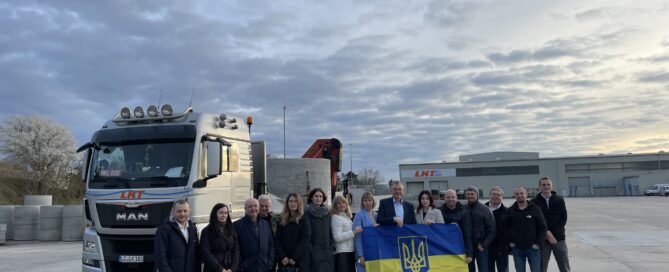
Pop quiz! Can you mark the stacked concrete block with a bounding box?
[0,224,6,244]
[0,206,15,240]
[38,205,64,241]
[61,205,84,241]
[14,206,40,240]
[24,195,53,206]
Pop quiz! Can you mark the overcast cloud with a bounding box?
[1,0,669,180]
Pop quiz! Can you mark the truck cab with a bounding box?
[79,105,260,271]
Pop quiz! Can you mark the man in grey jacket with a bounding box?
[465,186,496,272]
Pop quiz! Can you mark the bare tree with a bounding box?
[0,114,78,195]
[356,168,384,185]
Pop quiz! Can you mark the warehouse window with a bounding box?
[514,165,540,175]
[482,167,514,176]
[566,160,669,173]
[456,167,484,176]
[565,164,589,173]
[456,165,539,177]
[589,163,623,172]
[623,161,657,171]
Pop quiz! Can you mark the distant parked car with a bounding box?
[644,184,669,196]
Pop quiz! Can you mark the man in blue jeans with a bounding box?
[485,187,509,272]
[465,186,496,272]
[502,186,546,272]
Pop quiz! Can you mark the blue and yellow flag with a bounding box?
[362,224,468,272]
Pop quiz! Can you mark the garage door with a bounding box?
[406,182,425,196]
[569,177,591,197]
[430,181,449,192]
[593,186,617,197]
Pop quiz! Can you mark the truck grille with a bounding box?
[97,202,172,228]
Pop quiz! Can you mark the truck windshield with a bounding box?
[88,140,194,189]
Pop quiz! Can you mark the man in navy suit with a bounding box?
[378,180,416,226]
[234,198,275,272]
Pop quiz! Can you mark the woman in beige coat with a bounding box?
[415,190,444,225]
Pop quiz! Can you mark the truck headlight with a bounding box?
[83,240,97,253]
[82,257,101,267]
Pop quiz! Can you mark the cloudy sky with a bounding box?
[1,0,669,180]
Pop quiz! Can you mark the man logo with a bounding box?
[398,236,429,272]
[116,212,149,221]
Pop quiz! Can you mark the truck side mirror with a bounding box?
[206,141,222,177]
[76,142,97,183]
[80,149,89,182]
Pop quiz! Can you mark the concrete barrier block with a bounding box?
[24,195,52,206]
[0,224,6,244]
[267,158,331,204]
[61,205,84,241]
[38,205,64,241]
[0,206,15,240]
[14,206,40,240]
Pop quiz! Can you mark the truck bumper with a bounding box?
[82,226,105,271]
[81,226,157,272]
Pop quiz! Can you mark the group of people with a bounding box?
[435,177,571,272]
[153,176,570,272]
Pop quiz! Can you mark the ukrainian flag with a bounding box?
[362,224,468,272]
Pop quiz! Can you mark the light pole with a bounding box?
[349,143,353,184]
[283,105,286,158]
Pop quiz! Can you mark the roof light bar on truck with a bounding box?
[112,104,191,123]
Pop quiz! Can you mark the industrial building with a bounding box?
[399,151,669,197]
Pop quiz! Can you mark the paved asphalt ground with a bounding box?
[0,196,668,271]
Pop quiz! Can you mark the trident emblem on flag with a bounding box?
[399,236,429,272]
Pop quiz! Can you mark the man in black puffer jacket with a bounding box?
[440,189,473,261]
[465,186,496,272]
[531,177,570,272]
[503,186,546,272]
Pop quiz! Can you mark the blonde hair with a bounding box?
[360,192,375,211]
[330,195,352,218]
[280,193,304,226]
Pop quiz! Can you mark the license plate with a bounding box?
[118,255,144,263]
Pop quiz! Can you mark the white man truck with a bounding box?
[78,104,266,271]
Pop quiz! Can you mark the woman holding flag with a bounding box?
[353,192,378,272]
[331,195,363,272]
[415,190,444,225]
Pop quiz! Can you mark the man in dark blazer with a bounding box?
[378,180,416,226]
[154,199,200,272]
[234,198,275,272]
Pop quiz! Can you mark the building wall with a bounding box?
[400,153,669,198]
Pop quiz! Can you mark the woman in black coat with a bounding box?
[306,188,334,272]
[275,192,311,272]
[200,203,240,272]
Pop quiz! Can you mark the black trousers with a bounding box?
[334,252,355,272]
